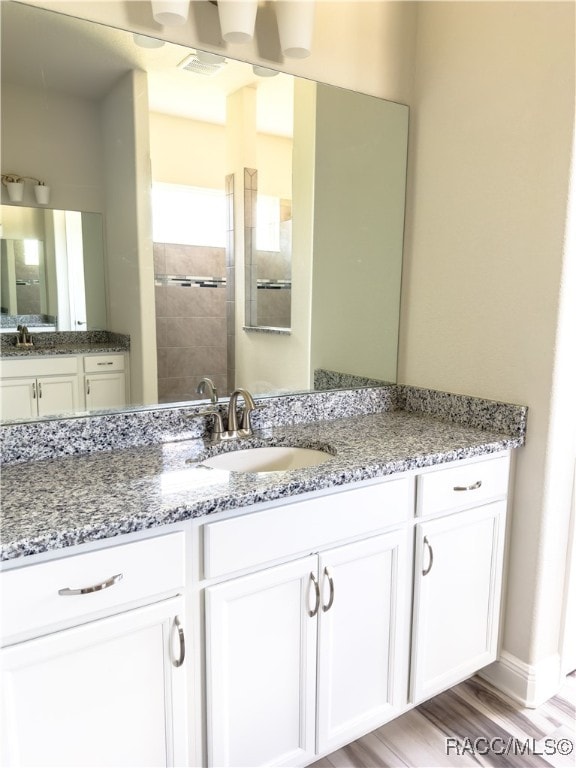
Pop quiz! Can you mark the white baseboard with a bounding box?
[479,651,563,708]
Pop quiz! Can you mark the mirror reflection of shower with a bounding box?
[152,182,229,404]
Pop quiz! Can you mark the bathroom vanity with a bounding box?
[0,332,130,419]
[0,387,526,767]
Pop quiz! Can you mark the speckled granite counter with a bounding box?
[0,403,525,563]
[0,330,130,357]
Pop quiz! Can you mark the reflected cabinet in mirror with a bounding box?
[0,1,408,423]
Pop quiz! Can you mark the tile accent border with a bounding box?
[0,384,527,466]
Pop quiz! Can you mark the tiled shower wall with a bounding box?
[154,243,227,403]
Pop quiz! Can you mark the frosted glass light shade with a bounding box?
[34,185,50,205]
[275,0,314,58]
[151,0,190,26]
[133,33,165,48]
[6,182,24,202]
[217,0,258,44]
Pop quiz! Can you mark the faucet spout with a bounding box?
[227,388,258,435]
[196,377,218,405]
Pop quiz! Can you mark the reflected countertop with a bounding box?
[0,330,130,358]
[1,342,130,358]
[0,409,524,563]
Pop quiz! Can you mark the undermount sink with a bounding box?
[198,446,333,473]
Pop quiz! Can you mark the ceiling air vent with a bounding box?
[178,53,227,77]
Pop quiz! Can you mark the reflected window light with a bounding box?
[23,239,40,266]
[152,183,226,247]
[256,195,280,252]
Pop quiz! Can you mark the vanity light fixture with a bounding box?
[216,0,259,44]
[274,1,315,59]
[252,65,280,77]
[1,174,50,206]
[133,33,165,48]
[151,0,190,26]
[214,0,315,57]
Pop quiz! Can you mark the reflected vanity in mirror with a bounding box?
[0,206,107,334]
[0,1,408,423]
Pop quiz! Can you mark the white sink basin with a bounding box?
[199,446,332,473]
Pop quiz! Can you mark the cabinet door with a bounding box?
[1,597,188,768]
[316,530,411,754]
[37,375,79,417]
[205,556,318,768]
[0,378,36,419]
[85,372,126,411]
[411,501,506,704]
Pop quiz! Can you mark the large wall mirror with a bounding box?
[0,0,408,422]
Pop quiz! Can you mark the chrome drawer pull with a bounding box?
[422,537,434,576]
[308,572,320,617]
[322,566,335,612]
[58,573,123,596]
[453,480,482,492]
[171,616,186,668]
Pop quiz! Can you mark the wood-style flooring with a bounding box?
[311,673,576,768]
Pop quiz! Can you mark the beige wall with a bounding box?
[0,82,104,213]
[401,1,575,701]
[101,69,158,405]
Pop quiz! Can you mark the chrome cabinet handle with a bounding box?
[86,379,91,395]
[58,573,123,596]
[97,361,114,366]
[453,480,482,491]
[322,566,335,612]
[38,382,42,398]
[32,382,36,399]
[308,572,320,617]
[171,616,185,668]
[422,537,434,576]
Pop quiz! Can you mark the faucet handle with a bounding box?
[240,401,264,431]
[194,408,225,435]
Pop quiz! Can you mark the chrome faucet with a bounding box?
[196,377,218,404]
[195,377,225,439]
[192,383,260,443]
[226,388,258,438]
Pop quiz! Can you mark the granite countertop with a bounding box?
[0,330,130,359]
[0,410,522,563]
[1,342,129,358]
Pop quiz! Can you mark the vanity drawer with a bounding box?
[204,477,412,579]
[84,354,125,373]
[416,454,510,517]
[0,532,185,643]
[1,356,78,378]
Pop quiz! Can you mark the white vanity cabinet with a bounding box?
[0,533,189,768]
[0,352,128,419]
[202,480,413,768]
[83,353,127,411]
[410,455,509,704]
[0,357,80,419]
